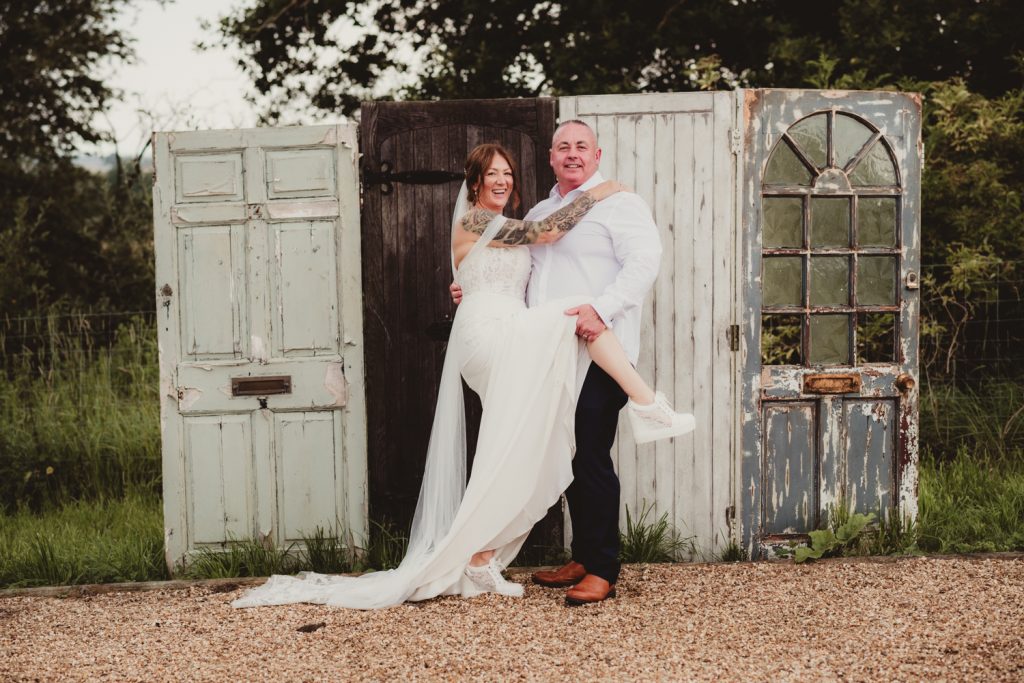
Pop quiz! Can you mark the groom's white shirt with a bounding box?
[525,171,662,364]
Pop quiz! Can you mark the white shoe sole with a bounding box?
[631,415,696,445]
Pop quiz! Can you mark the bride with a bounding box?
[232,143,693,610]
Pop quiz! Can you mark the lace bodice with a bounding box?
[457,246,531,300]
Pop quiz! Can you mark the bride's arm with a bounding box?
[459,180,627,246]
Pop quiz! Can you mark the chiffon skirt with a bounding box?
[231,293,590,609]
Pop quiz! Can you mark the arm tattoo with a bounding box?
[459,193,598,246]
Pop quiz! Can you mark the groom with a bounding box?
[453,120,662,605]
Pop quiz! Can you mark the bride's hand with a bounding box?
[587,180,630,202]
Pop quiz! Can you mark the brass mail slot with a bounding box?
[232,375,292,396]
[803,373,861,394]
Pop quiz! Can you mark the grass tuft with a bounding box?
[619,502,694,563]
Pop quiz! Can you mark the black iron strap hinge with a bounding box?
[362,161,464,195]
[727,324,740,352]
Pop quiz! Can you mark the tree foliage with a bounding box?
[212,0,1024,120]
[0,0,154,318]
[0,0,137,162]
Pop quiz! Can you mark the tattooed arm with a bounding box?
[460,180,626,247]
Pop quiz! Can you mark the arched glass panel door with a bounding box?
[741,92,922,558]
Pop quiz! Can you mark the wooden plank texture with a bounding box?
[560,93,737,559]
[358,99,559,562]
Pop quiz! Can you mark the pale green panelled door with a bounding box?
[740,91,922,557]
[153,125,367,570]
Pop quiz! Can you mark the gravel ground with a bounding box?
[1,556,1022,682]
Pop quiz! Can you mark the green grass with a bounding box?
[917,446,1024,553]
[0,315,1020,587]
[0,493,167,588]
[0,314,161,510]
[619,501,695,563]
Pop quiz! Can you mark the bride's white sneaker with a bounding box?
[628,392,696,444]
[464,558,524,597]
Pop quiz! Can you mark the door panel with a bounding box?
[741,90,922,557]
[155,125,367,569]
[269,220,340,356]
[844,399,896,514]
[184,414,254,545]
[177,225,247,359]
[175,153,244,203]
[762,402,817,534]
[276,411,342,542]
[359,99,559,562]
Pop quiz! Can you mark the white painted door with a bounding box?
[152,125,367,570]
[559,93,740,559]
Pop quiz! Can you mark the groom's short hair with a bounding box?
[552,119,597,146]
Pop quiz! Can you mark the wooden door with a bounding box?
[359,99,559,561]
[153,125,367,570]
[739,90,923,557]
[558,93,740,560]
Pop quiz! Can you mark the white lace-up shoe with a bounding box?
[627,391,696,444]
[464,558,524,597]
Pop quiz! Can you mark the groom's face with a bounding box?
[550,123,601,191]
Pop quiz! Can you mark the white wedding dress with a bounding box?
[232,244,590,609]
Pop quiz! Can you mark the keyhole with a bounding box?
[258,397,268,409]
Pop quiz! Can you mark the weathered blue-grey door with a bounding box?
[739,90,922,557]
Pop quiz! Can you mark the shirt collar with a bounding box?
[548,171,605,200]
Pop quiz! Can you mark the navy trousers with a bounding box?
[565,363,627,584]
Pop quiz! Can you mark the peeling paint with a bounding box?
[320,126,338,145]
[250,335,268,363]
[324,363,348,406]
[178,387,202,411]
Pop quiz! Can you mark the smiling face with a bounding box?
[474,151,514,212]
[550,122,601,195]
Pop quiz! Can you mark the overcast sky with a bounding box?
[86,0,332,158]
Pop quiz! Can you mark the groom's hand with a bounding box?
[565,304,606,342]
[450,282,463,305]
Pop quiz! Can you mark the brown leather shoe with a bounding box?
[564,574,616,606]
[531,561,586,588]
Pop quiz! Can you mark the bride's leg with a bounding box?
[587,330,655,405]
[469,549,495,567]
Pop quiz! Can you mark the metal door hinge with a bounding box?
[730,129,743,155]
[727,324,740,351]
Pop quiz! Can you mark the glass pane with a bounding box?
[810,314,851,365]
[788,114,827,170]
[835,114,874,168]
[850,141,897,186]
[857,256,897,305]
[810,197,850,247]
[764,140,813,186]
[762,314,803,365]
[763,257,803,307]
[857,313,896,363]
[763,197,803,248]
[858,197,897,248]
[810,256,850,306]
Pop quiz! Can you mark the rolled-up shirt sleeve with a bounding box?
[591,193,663,327]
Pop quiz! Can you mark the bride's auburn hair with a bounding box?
[464,143,522,211]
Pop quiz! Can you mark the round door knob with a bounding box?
[895,373,915,393]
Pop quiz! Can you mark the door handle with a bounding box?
[895,373,915,394]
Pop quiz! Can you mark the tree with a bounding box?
[213,0,1024,120]
[0,0,155,318]
[0,0,139,162]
